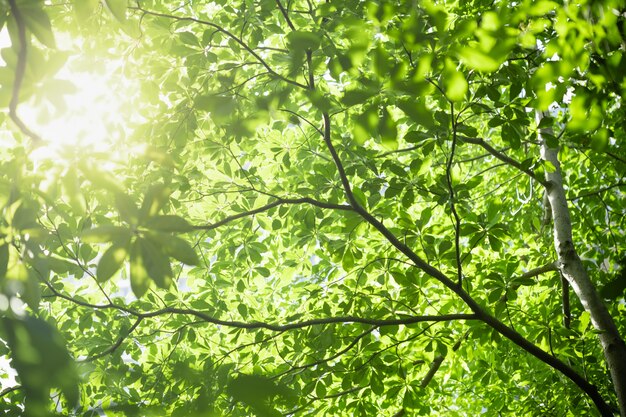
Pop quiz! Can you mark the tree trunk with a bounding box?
[538,112,626,416]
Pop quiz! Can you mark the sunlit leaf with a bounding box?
[73,0,100,20]
[443,61,468,102]
[458,48,500,72]
[82,226,132,244]
[286,30,321,51]
[97,243,129,283]
[160,235,199,265]
[104,0,127,24]
[140,184,172,219]
[138,236,173,289]
[143,215,193,232]
[129,238,150,298]
[20,2,56,48]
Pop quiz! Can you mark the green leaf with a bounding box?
[443,66,468,102]
[143,215,193,232]
[138,237,173,289]
[0,243,8,278]
[104,0,127,24]
[458,48,500,73]
[352,187,367,208]
[237,303,247,318]
[151,233,199,265]
[341,89,377,107]
[20,2,56,48]
[140,184,172,219]
[579,311,590,332]
[73,0,100,20]
[81,226,132,244]
[115,193,139,225]
[97,243,129,283]
[129,238,150,298]
[286,31,321,51]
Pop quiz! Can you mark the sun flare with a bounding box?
[0,30,141,156]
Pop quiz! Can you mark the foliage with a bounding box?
[0,0,625,416]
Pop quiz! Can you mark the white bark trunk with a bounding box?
[538,112,626,416]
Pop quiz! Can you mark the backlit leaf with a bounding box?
[97,243,129,283]
[81,226,132,244]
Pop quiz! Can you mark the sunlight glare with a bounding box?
[0,29,142,156]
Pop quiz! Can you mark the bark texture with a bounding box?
[539,113,626,416]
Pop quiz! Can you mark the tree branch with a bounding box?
[192,197,353,231]
[0,385,20,398]
[569,181,626,201]
[138,309,477,331]
[447,103,463,285]
[275,0,296,31]
[132,4,308,89]
[419,332,467,388]
[321,112,613,416]
[538,110,626,416]
[42,279,476,331]
[520,261,558,279]
[561,272,571,329]
[79,317,143,363]
[459,136,546,186]
[7,0,42,145]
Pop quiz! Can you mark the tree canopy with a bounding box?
[0,0,625,416]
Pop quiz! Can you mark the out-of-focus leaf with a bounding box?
[286,31,320,51]
[104,0,127,24]
[97,243,129,283]
[228,373,296,417]
[2,316,79,413]
[73,0,100,20]
[129,238,150,298]
[115,193,139,225]
[138,236,173,289]
[20,2,56,48]
[157,234,199,265]
[140,184,172,219]
[0,243,8,278]
[443,62,468,102]
[81,226,132,243]
[143,215,193,232]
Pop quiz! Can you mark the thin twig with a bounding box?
[132,4,307,89]
[80,317,143,362]
[447,103,463,285]
[459,136,546,186]
[192,197,353,231]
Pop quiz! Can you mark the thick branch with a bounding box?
[43,280,476,331]
[538,111,626,416]
[459,136,546,186]
[192,197,352,231]
[7,0,42,144]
